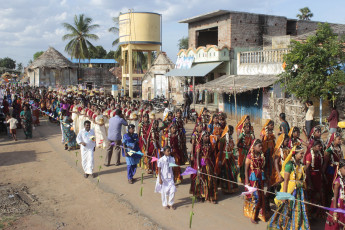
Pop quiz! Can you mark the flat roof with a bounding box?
[179,9,288,24]
[69,59,117,64]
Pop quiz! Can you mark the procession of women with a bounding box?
[2,83,345,230]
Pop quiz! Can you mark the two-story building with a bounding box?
[165,9,345,123]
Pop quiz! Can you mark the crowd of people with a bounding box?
[1,84,345,229]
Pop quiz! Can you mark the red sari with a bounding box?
[261,129,276,186]
[195,141,217,201]
[138,121,150,169]
[190,130,202,195]
[147,123,161,174]
[166,131,183,183]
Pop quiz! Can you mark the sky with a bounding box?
[0,0,344,67]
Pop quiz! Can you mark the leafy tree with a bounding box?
[89,46,107,59]
[280,23,345,100]
[33,51,44,60]
[62,14,100,64]
[178,36,189,50]
[297,7,313,21]
[105,50,116,59]
[16,63,23,72]
[0,57,16,69]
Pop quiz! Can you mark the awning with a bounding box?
[196,75,279,93]
[165,62,223,77]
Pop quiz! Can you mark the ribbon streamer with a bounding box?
[181,167,197,176]
[241,185,257,196]
[275,192,296,201]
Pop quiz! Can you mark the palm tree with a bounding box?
[62,14,100,64]
[297,7,313,21]
[108,16,120,47]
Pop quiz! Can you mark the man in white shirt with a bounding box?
[77,120,96,178]
[305,101,314,138]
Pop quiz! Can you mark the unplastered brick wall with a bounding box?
[188,14,231,49]
[230,13,287,48]
[268,97,305,128]
[80,68,118,90]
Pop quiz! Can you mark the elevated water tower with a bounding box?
[119,11,162,97]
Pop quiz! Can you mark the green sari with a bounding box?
[20,110,32,138]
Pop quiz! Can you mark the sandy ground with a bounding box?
[0,117,325,230]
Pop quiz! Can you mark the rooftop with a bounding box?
[69,59,117,64]
[179,9,287,24]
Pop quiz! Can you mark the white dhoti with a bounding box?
[76,128,96,175]
[81,146,94,174]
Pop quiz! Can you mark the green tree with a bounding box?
[33,51,44,60]
[16,63,23,72]
[89,46,107,59]
[105,50,116,59]
[0,57,16,69]
[280,23,345,100]
[297,7,313,21]
[178,36,189,50]
[62,14,100,63]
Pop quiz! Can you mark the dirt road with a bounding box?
[0,118,324,230]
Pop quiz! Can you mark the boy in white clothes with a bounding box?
[6,114,18,141]
[155,146,176,210]
[76,120,96,178]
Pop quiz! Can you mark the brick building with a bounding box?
[172,10,345,122]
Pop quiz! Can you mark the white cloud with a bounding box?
[0,0,344,66]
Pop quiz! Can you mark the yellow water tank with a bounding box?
[119,12,161,45]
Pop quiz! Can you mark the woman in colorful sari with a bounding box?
[94,107,107,149]
[196,131,217,203]
[160,112,173,147]
[61,110,77,151]
[236,115,254,138]
[237,123,255,182]
[190,122,204,196]
[305,140,325,219]
[207,114,219,134]
[325,159,345,230]
[32,100,40,126]
[261,119,276,188]
[69,100,79,135]
[323,132,343,207]
[272,134,291,188]
[268,146,310,230]
[288,126,307,148]
[217,125,239,194]
[20,105,32,139]
[175,109,188,164]
[138,113,150,170]
[244,139,268,223]
[165,124,184,184]
[147,119,161,175]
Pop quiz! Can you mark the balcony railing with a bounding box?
[239,49,289,64]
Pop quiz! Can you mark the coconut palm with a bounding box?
[62,14,100,63]
[297,7,313,21]
[109,16,120,47]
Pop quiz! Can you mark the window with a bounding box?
[196,27,218,47]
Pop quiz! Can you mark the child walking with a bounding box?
[76,120,96,178]
[6,114,18,141]
[155,146,176,210]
